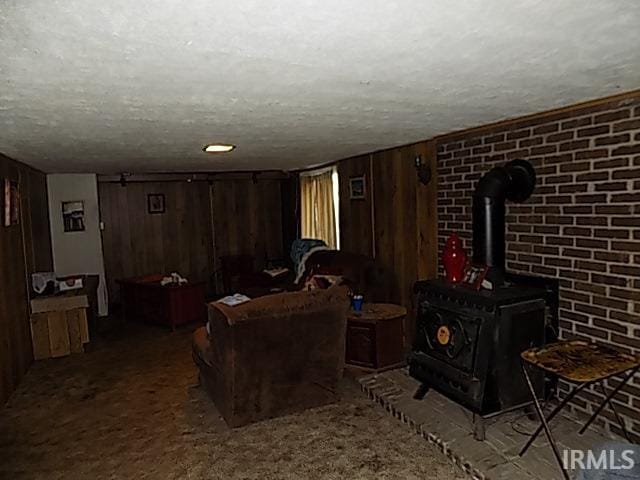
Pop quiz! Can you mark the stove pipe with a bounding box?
[472,159,536,286]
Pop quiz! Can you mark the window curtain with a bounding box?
[300,170,336,248]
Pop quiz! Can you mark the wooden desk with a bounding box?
[118,275,206,330]
[345,303,407,372]
[30,293,90,359]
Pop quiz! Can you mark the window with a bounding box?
[300,166,340,249]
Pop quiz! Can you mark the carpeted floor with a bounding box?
[0,323,465,480]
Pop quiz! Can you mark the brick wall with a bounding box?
[436,94,640,439]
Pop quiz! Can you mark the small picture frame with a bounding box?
[349,175,366,200]
[62,201,85,232]
[462,263,489,291]
[147,193,165,214]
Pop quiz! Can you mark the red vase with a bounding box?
[442,232,467,284]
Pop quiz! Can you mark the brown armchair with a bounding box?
[192,285,350,427]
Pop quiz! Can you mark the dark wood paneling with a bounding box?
[21,168,53,280]
[373,146,418,308]
[0,153,51,404]
[99,181,216,304]
[372,141,438,350]
[280,176,300,261]
[338,155,373,257]
[99,177,285,303]
[210,179,284,290]
[335,141,439,351]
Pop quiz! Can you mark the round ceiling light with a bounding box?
[203,144,235,153]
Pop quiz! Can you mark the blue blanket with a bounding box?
[290,238,327,272]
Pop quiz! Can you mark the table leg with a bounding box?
[519,381,587,457]
[597,382,630,442]
[579,365,640,437]
[521,362,570,480]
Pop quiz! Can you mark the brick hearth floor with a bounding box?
[358,368,625,480]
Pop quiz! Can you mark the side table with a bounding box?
[520,340,640,480]
[346,303,407,372]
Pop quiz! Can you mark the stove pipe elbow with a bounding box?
[472,159,536,286]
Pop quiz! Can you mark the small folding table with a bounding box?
[520,340,640,480]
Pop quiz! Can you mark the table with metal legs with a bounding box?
[519,340,640,480]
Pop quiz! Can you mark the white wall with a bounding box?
[47,174,108,315]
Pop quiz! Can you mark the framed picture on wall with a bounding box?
[349,175,366,200]
[4,179,19,227]
[62,201,85,232]
[147,193,165,214]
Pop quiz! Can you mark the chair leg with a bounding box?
[519,381,587,457]
[521,362,571,480]
[597,382,630,442]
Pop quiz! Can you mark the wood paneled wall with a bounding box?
[0,153,52,404]
[99,181,215,303]
[99,177,284,304]
[337,155,373,257]
[337,141,439,349]
[210,179,284,273]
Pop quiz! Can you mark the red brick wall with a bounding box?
[437,94,640,438]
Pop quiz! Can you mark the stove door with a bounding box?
[415,303,483,374]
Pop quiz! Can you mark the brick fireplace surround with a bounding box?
[436,94,640,440]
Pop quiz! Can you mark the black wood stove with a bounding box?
[409,160,557,436]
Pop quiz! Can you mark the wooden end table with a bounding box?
[346,303,407,372]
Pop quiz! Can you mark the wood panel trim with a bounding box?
[434,89,640,143]
[306,89,640,174]
[98,171,289,183]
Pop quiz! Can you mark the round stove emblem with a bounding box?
[437,325,451,346]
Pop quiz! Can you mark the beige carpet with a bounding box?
[0,323,465,480]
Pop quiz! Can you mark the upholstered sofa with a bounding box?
[192,285,350,427]
[227,249,394,303]
[299,249,394,303]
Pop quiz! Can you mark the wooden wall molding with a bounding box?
[98,171,289,184]
[435,89,640,143]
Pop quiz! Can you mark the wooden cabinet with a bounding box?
[118,275,206,330]
[30,294,90,359]
[346,303,406,372]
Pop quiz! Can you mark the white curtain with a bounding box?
[300,170,337,248]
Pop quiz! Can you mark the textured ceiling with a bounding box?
[1,0,639,173]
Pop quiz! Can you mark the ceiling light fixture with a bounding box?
[203,144,235,153]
